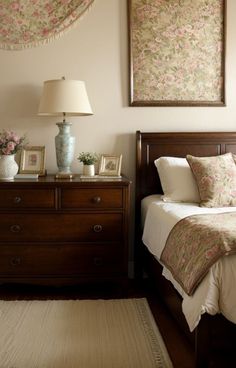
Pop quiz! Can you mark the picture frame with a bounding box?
[98,154,122,176]
[128,0,226,106]
[19,146,46,176]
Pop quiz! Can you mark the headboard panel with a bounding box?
[136,131,236,202]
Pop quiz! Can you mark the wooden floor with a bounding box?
[0,279,235,367]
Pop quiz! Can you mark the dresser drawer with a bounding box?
[0,213,123,242]
[61,188,123,208]
[0,189,55,209]
[0,244,125,276]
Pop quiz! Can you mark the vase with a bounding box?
[55,122,75,178]
[83,164,95,176]
[0,154,19,180]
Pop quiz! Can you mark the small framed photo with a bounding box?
[19,146,46,176]
[99,154,122,176]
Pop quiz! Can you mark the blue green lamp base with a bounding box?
[55,121,75,179]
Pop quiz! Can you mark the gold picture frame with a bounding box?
[99,154,122,176]
[19,146,46,176]
[128,0,226,106]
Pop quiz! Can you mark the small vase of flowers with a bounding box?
[77,152,98,176]
[0,130,26,180]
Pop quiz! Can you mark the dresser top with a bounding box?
[0,175,131,188]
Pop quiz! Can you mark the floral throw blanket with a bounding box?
[160,212,236,296]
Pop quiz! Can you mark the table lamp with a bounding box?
[38,77,93,179]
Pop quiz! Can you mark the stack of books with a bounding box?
[80,174,122,180]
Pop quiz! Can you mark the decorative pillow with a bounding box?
[186,153,236,208]
[154,157,200,203]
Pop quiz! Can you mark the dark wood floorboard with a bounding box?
[0,279,194,368]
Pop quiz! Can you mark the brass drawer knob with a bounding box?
[93,224,103,233]
[92,196,101,204]
[10,224,21,233]
[14,196,22,204]
[10,257,21,266]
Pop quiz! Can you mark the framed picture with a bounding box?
[99,154,122,176]
[19,146,46,176]
[128,0,226,106]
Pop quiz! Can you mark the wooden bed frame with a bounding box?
[135,131,236,367]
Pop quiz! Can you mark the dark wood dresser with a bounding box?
[0,175,131,285]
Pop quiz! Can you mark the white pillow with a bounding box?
[154,156,200,203]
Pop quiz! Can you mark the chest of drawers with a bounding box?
[0,176,130,285]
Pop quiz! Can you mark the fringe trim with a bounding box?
[0,0,95,51]
[135,298,173,367]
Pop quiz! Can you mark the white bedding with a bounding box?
[142,195,236,331]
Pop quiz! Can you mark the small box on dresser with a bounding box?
[0,175,131,285]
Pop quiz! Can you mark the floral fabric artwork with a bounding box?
[0,0,94,50]
[187,153,236,208]
[161,212,236,295]
[129,0,225,105]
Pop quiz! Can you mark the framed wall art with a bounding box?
[99,155,122,176]
[128,0,226,106]
[19,146,46,176]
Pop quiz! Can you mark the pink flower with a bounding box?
[23,32,31,42]
[42,28,50,36]
[9,131,20,143]
[45,3,53,12]
[0,130,25,155]
[50,17,58,25]
[7,141,16,151]
[10,1,20,11]
[32,11,40,17]
[206,245,219,259]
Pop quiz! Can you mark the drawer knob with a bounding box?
[93,257,103,266]
[92,196,101,204]
[10,224,21,233]
[93,224,103,233]
[14,196,22,204]
[10,257,21,266]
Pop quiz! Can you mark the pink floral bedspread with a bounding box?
[160,212,236,295]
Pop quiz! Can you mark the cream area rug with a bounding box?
[0,298,173,368]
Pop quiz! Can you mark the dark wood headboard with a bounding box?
[136,131,236,203]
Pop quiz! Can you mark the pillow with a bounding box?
[186,153,236,208]
[154,156,200,203]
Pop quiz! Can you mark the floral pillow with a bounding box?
[186,153,236,208]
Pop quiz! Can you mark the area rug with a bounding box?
[0,298,173,368]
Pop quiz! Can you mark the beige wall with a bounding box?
[0,0,235,263]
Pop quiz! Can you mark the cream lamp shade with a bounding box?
[38,79,93,116]
[38,78,93,179]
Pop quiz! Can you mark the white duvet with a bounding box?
[142,195,236,332]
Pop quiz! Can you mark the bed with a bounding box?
[135,131,236,367]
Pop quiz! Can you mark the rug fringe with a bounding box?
[135,298,173,367]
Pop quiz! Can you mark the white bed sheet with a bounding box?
[142,195,236,331]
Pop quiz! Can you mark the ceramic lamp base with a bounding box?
[55,121,75,179]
